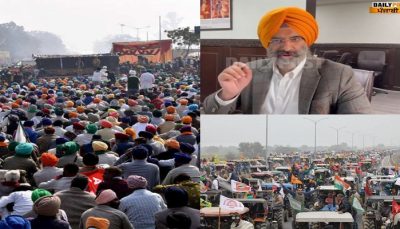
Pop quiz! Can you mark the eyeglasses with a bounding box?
[269,36,304,46]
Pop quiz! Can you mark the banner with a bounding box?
[112,40,173,63]
[231,180,251,193]
[219,195,245,211]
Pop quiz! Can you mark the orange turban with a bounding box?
[93,98,101,104]
[76,106,85,113]
[165,139,180,150]
[179,99,188,105]
[11,103,20,109]
[86,216,110,229]
[124,128,137,139]
[257,7,318,48]
[181,116,192,124]
[165,114,174,121]
[166,106,176,114]
[41,153,59,167]
[69,112,78,118]
[66,101,74,107]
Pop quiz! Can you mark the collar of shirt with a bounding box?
[272,57,307,79]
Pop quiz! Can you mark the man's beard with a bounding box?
[267,46,310,72]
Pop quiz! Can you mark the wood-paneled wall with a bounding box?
[201,39,400,100]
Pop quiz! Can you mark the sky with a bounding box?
[0,0,199,54]
[201,115,400,148]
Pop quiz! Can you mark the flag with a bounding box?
[334,175,350,191]
[80,168,105,194]
[393,199,400,216]
[352,197,364,213]
[231,180,251,193]
[288,195,303,211]
[14,122,27,143]
[291,175,303,185]
[219,195,245,211]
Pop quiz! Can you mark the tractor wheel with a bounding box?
[284,209,288,222]
[364,218,375,229]
[311,222,319,229]
[288,207,293,217]
[275,209,283,229]
[258,222,268,229]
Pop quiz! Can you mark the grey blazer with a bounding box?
[203,57,372,114]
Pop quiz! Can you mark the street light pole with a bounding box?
[346,131,357,151]
[265,115,269,169]
[303,117,329,157]
[133,26,151,41]
[363,135,365,151]
[331,126,346,148]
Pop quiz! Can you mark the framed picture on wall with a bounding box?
[200,0,232,30]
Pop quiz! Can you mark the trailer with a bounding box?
[34,53,119,76]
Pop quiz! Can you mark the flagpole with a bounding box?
[218,207,221,229]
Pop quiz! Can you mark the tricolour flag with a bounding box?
[334,175,351,191]
[231,180,251,193]
[219,195,245,211]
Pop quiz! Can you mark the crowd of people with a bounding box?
[0,58,201,229]
[200,151,399,229]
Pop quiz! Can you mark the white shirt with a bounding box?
[212,179,219,190]
[54,126,67,138]
[215,58,306,114]
[92,71,102,82]
[0,190,33,216]
[140,72,155,89]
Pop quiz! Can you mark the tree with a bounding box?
[30,31,67,55]
[225,151,238,161]
[0,22,68,62]
[165,27,199,58]
[238,142,264,159]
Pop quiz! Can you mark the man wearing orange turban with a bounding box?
[203,7,371,114]
[33,153,63,185]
